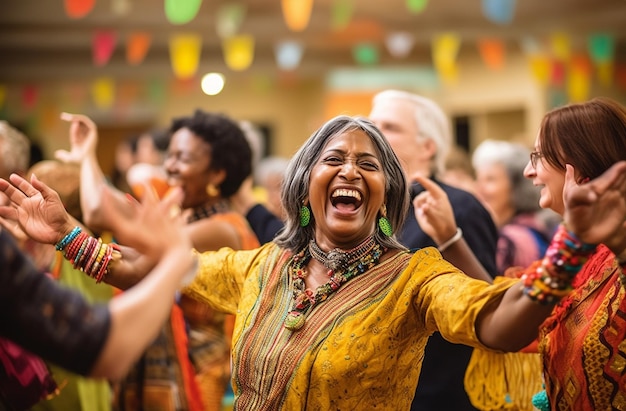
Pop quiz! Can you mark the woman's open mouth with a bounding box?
[330,188,362,212]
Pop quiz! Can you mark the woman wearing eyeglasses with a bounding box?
[471,140,560,275]
[413,97,626,410]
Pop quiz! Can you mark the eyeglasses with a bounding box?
[530,151,544,168]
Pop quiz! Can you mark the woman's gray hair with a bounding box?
[274,115,409,252]
[471,139,541,213]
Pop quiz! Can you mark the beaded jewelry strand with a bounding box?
[284,237,384,331]
[521,224,597,304]
[55,226,121,283]
[308,236,378,273]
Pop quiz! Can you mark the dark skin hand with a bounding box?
[0,173,186,290]
[0,173,75,244]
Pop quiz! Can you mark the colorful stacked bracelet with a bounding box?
[55,226,81,251]
[55,226,120,283]
[522,224,597,304]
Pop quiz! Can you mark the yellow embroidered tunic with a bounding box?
[183,243,515,410]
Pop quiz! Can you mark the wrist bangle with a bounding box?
[523,224,597,304]
[438,227,463,252]
[55,226,81,251]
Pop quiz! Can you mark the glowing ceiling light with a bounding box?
[201,72,225,95]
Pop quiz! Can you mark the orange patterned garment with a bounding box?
[538,244,626,410]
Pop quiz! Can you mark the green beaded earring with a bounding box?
[299,204,311,227]
[378,204,392,237]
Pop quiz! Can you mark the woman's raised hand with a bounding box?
[0,174,75,245]
[101,183,188,260]
[55,112,99,164]
[412,174,458,245]
[563,161,626,254]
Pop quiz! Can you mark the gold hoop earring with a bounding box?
[206,183,220,197]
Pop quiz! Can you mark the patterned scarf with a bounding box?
[539,245,626,410]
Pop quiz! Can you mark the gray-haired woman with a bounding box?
[3,114,626,410]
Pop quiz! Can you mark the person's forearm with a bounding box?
[103,245,157,290]
[0,230,110,376]
[476,224,596,351]
[89,246,196,380]
[475,282,554,351]
[80,154,117,231]
[441,237,493,284]
[55,228,156,290]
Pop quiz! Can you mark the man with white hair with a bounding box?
[369,90,498,411]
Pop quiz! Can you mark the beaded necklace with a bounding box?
[309,235,378,272]
[284,236,384,331]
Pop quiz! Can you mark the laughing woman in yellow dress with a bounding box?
[3,115,626,410]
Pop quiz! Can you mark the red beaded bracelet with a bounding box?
[522,224,597,304]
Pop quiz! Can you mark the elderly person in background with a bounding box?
[369,89,497,411]
[2,114,626,410]
[472,139,560,274]
[254,156,290,222]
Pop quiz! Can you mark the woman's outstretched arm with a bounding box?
[475,161,626,351]
[0,180,197,380]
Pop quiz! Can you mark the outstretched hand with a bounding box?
[102,183,189,260]
[563,161,626,254]
[55,112,99,164]
[0,174,75,245]
[412,174,458,245]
